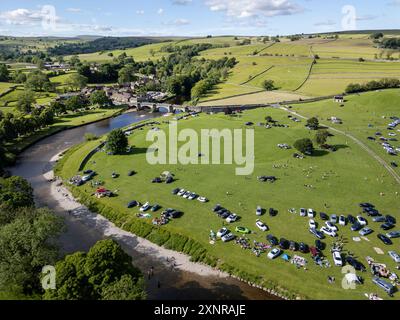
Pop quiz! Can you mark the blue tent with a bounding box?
[281,254,291,262]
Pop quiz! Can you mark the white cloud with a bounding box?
[163,18,191,26]
[204,0,303,19]
[387,0,400,5]
[158,8,164,15]
[136,10,145,15]
[172,0,193,5]
[356,14,378,21]
[0,8,54,25]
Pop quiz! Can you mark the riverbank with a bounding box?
[7,107,126,156]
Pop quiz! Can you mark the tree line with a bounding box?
[345,78,400,94]
[0,175,145,300]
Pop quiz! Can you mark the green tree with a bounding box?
[0,63,9,82]
[0,176,34,210]
[25,71,49,91]
[0,207,63,295]
[118,65,137,84]
[44,240,144,300]
[65,95,86,112]
[90,90,111,107]
[102,275,145,300]
[106,129,128,154]
[294,138,314,155]
[306,117,319,130]
[262,80,275,91]
[69,55,81,67]
[16,90,36,114]
[68,73,88,91]
[315,130,330,146]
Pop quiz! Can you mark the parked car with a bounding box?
[267,234,279,246]
[357,216,368,226]
[330,215,338,224]
[310,228,325,239]
[172,188,180,195]
[140,202,151,212]
[321,227,337,237]
[212,204,222,212]
[386,215,397,225]
[377,234,393,245]
[165,176,174,184]
[182,191,192,199]
[198,197,208,203]
[217,228,229,238]
[308,209,315,218]
[219,211,230,219]
[359,202,374,208]
[177,189,186,196]
[373,216,386,223]
[360,227,373,236]
[188,193,198,200]
[128,170,136,176]
[326,221,338,232]
[364,208,380,217]
[332,251,343,267]
[127,200,138,208]
[236,226,251,234]
[226,214,238,223]
[346,256,366,271]
[300,208,307,217]
[381,222,395,231]
[348,215,357,224]
[320,212,329,221]
[351,222,362,232]
[256,220,269,231]
[222,233,236,243]
[386,230,400,238]
[279,238,290,249]
[269,208,278,217]
[388,251,400,263]
[256,206,263,216]
[151,204,161,212]
[309,219,317,229]
[315,240,325,251]
[299,243,309,253]
[339,215,347,226]
[267,248,282,260]
[372,277,397,296]
[288,241,298,251]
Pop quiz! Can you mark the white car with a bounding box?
[309,219,317,229]
[326,221,338,232]
[300,208,307,217]
[226,214,238,223]
[177,189,186,196]
[140,202,151,212]
[388,251,400,263]
[188,193,198,200]
[321,227,337,237]
[357,216,368,226]
[183,191,191,199]
[308,209,315,218]
[221,233,235,242]
[198,197,208,203]
[256,206,263,216]
[339,215,347,226]
[217,228,229,238]
[332,251,343,267]
[267,248,282,260]
[256,220,269,232]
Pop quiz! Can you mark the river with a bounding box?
[9,110,275,300]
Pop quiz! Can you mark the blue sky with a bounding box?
[0,0,399,37]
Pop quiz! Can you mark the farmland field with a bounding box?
[58,103,400,300]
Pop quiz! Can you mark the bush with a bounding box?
[345,78,400,94]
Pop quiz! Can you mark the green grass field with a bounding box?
[59,101,400,300]
[291,89,400,165]
[0,82,17,95]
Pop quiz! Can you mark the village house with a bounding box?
[334,95,344,103]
